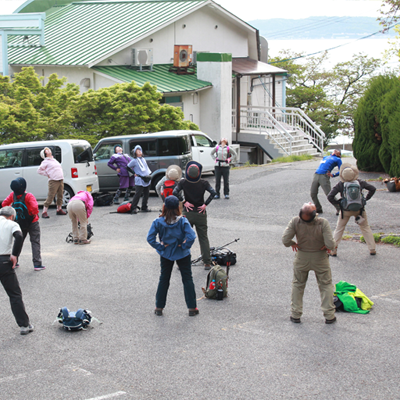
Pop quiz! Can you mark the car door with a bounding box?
[191,133,216,172]
[93,141,122,191]
[0,148,24,201]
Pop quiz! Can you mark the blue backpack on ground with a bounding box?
[12,193,34,230]
[57,307,92,331]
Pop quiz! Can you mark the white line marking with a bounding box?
[85,391,126,400]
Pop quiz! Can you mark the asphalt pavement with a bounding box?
[1,157,399,400]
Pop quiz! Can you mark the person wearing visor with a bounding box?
[211,138,237,200]
[310,149,342,215]
[282,202,337,324]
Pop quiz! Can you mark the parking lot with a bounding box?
[1,157,400,400]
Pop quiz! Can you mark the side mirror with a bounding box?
[212,141,217,146]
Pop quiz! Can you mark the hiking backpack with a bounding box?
[161,179,177,200]
[57,307,92,331]
[204,265,228,300]
[215,145,231,164]
[65,223,94,243]
[12,193,34,230]
[117,201,132,213]
[340,181,366,212]
[93,193,113,206]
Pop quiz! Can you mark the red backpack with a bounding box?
[117,201,132,213]
[161,180,177,200]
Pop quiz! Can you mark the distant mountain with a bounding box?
[248,17,396,40]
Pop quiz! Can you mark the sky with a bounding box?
[0,0,383,21]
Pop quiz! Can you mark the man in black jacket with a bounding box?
[173,161,216,270]
[327,163,376,256]
[0,206,34,335]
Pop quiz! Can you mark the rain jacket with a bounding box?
[335,281,374,314]
[147,216,196,261]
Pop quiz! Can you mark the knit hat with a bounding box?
[10,177,27,195]
[166,165,182,181]
[164,195,179,210]
[339,163,359,182]
[114,144,122,153]
[185,161,202,183]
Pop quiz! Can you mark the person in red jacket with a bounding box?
[2,178,45,271]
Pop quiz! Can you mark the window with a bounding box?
[94,142,121,160]
[26,147,45,167]
[45,146,62,163]
[129,140,156,157]
[0,149,23,169]
[73,144,94,163]
[194,134,213,147]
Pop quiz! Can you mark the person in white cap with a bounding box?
[327,163,377,256]
[37,147,67,218]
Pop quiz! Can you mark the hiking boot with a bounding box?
[290,316,301,323]
[42,212,49,219]
[141,208,151,212]
[20,324,34,335]
[131,209,138,214]
[225,195,230,199]
[79,239,91,245]
[154,308,163,316]
[325,317,337,324]
[214,195,220,199]
[189,308,199,316]
[56,209,67,215]
[34,265,46,271]
[113,198,120,205]
[204,264,211,270]
[370,250,376,256]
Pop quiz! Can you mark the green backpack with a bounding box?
[204,265,228,299]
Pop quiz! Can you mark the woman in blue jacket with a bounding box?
[147,195,199,317]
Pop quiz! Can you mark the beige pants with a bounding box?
[291,250,335,320]
[333,210,375,252]
[67,200,87,241]
[44,179,64,208]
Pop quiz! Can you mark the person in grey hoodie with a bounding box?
[127,145,152,214]
[147,195,198,317]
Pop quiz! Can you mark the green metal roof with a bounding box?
[8,0,207,66]
[93,64,212,93]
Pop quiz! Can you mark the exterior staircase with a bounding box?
[232,106,325,159]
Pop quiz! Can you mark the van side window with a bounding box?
[94,143,121,160]
[129,141,156,157]
[0,149,23,169]
[194,134,213,147]
[73,144,94,163]
[26,148,45,166]
[45,146,62,163]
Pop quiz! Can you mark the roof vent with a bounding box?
[132,48,153,71]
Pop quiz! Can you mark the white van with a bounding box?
[0,139,99,206]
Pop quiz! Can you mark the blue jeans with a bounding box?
[156,255,196,309]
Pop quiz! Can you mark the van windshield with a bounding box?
[74,144,93,163]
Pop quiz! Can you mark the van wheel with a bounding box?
[62,186,74,207]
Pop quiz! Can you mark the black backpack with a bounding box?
[12,193,34,230]
[94,193,113,206]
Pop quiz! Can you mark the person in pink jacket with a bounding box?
[66,191,94,245]
[37,147,67,218]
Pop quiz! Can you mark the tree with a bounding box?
[270,51,382,143]
[378,0,400,31]
[353,74,400,175]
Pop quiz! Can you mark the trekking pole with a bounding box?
[191,238,240,265]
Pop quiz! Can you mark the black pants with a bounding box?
[0,256,30,327]
[131,185,150,211]
[215,166,230,196]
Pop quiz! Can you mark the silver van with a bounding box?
[0,139,99,205]
[93,132,192,191]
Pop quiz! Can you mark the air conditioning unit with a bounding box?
[132,48,153,69]
[173,45,192,67]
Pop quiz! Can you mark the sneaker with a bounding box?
[20,324,34,335]
[73,239,79,245]
[113,199,120,205]
[214,195,220,199]
[131,209,138,214]
[189,308,199,317]
[34,265,46,271]
[204,264,211,270]
[225,195,230,199]
[154,308,163,316]
[15,263,20,269]
[290,316,301,323]
[370,250,376,256]
[56,209,67,215]
[42,212,49,219]
[79,239,91,245]
[325,317,337,324]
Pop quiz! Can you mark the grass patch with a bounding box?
[381,236,400,247]
[360,233,381,243]
[342,235,352,240]
[271,154,314,164]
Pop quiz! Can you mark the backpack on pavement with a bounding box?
[202,265,228,300]
[56,307,92,331]
[93,193,113,206]
[117,201,132,213]
[12,193,34,230]
[161,179,177,200]
[340,181,366,212]
[65,223,94,243]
